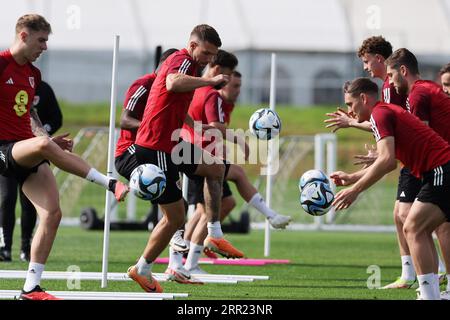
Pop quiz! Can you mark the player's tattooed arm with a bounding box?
[30,107,49,137]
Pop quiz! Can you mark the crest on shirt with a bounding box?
[29,77,35,89]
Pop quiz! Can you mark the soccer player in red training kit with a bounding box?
[0,80,63,263]
[331,78,450,300]
[181,68,291,275]
[161,49,239,281]
[0,14,128,300]
[127,25,243,293]
[115,48,178,179]
[115,48,200,285]
[385,48,450,297]
[325,36,446,289]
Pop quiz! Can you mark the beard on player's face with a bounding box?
[395,74,409,96]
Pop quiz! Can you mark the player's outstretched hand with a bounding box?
[354,144,378,167]
[329,171,354,186]
[52,133,73,152]
[324,107,356,132]
[332,187,359,211]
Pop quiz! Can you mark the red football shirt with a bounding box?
[370,102,450,178]
[406,80,450,143]
[135,49,198,154]
[115,73,156,157]
[381,76,407,108]
[181,86,232,152]
[0,50,41,141]
[182,86,222,145]
[221,99,235,125]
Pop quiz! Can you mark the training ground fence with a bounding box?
[55,128,397,232]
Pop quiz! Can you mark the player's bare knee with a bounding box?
[394,209,403,225]
[398,207,411,224]
[40,208,62,228]
[403,219,426,239]
[397,209,409,225]
[402,222,413,240]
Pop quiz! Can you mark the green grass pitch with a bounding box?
[0,226,436,300]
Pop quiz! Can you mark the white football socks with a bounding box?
[86,168,111,189]
[417,273,439,300]
[207,221,223,239]
[136,256,153,276]
[249,193,276,219]
[185,240,191,251]
[169,247,184,270]
[23,262,45,292]
[400,255,416,281]
[184,243,204,271]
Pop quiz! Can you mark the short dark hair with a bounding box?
[160,48,178,63]
[210,50,238,70]
[439,63,450,76]
[357,36,392,59]
[343,77,379,97]
[190,24,221,47]
[16,14,51,34]
[385,48,420,75]
[232,70,242,78]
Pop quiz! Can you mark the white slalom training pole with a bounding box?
[264,53,277,257]
[101,35,120,288]
[314,134,324,229]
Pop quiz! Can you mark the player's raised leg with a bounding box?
[12,136,128,201]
